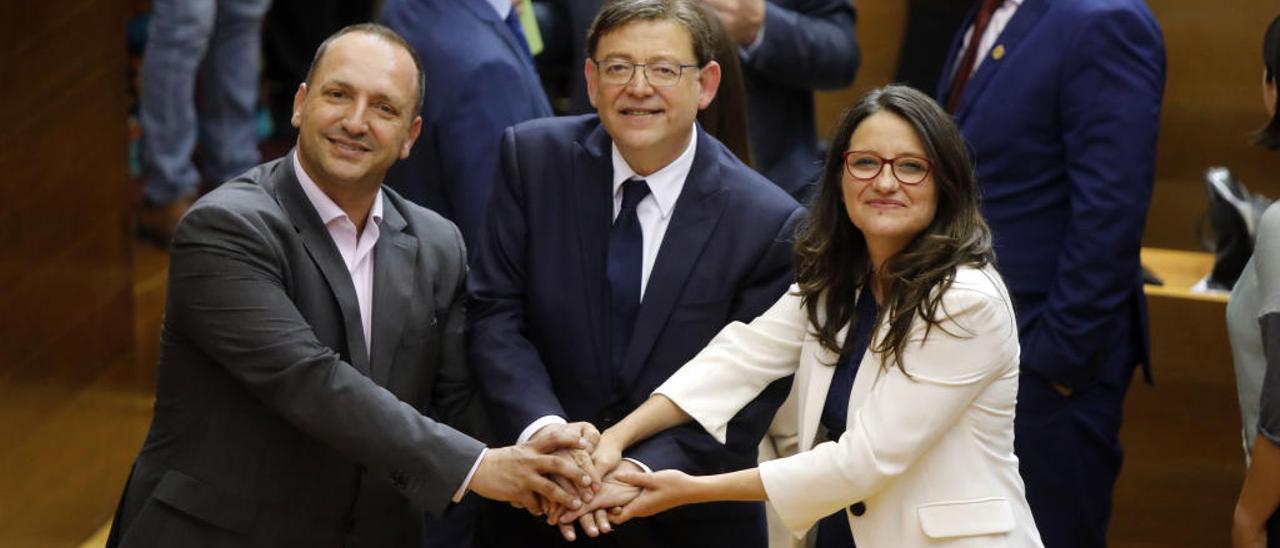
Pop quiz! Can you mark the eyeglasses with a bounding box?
[591,59,700,87]
[842,150,933,185]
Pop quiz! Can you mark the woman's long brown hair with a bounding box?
[793,85,995,372]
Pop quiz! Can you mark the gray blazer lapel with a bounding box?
[369,197,420,387]
[274,152,371,376]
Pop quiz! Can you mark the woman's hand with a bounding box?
[556,461,646,539]
[591,430,625,479]
[608,469,702,524]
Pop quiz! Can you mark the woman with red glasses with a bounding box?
[564,85,1042,547]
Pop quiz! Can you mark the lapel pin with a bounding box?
[992,44,1006,61]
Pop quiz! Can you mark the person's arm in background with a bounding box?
[1234,207,1280,548]
[708,0,860,90]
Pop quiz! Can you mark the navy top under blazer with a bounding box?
[380,0,553,249]
[468,114,804,547]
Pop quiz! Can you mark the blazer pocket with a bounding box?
[669,298,731,324]
[917,497,1014,539]
[151,469,255,535]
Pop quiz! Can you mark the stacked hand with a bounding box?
[526,427,694,541]
[476,421,703,541]
[468,422,600,514]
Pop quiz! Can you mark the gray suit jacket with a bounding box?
[108,153,488,547]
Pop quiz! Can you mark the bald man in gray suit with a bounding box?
[107,24,593,548]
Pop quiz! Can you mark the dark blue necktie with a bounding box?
[608,179,650,374]
[503,9,535,64]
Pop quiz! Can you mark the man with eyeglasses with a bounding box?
[468,1,803,546]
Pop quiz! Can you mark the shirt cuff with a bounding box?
[518,415,568,444]
[453,448,487,502]
[622,457,652,473]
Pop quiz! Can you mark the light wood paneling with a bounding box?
[0,0,144,545]
[1145,2,1280,251]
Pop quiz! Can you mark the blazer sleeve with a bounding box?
[1017,5,1164,387]
[467,127,570,442]
[758,282,1019,534]
[653,287,809,445]
[1253,206,1280,445]
[166,202,485,517]
[742,0,860,90]
[624,206,805,475]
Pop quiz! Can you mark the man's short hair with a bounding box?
[304,23,426,115]
[586,0,717,67]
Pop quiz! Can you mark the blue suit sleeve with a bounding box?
[742,0,860,90]
[624,206,804,474]
[1018,6,1164,387]
[468,127,569,443]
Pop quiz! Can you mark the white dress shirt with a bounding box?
[484,0,511,19]
[949,0,1022,81]
[517,128,699,469]
[610,126,696,300]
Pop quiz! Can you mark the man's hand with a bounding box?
[609,469,701,524]
[555,460,646,540]
[703,0,766,46]
[529,422,603,530]
[468,435,592,513]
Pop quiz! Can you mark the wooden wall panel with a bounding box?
[1146,2,1280,250]
[0,0,139,545]
[0,2,134,380]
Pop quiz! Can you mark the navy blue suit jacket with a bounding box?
[381,0,553,249]
[558,0,858,200]
[469,115,803,545]
[937,0,1163,389]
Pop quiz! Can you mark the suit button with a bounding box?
[391,471,408,489]
[849,502,866,516]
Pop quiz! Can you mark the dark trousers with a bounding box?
[1014,363,1135,548]
[473,498,767,548]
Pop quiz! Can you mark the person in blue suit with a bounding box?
[548,0,859,201]
[468,1,803,545]
[381,0,553,249]
[935,1,1165,546]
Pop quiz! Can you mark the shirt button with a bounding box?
[849,501,866,516]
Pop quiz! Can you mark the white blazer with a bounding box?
[656,265,1043,547]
